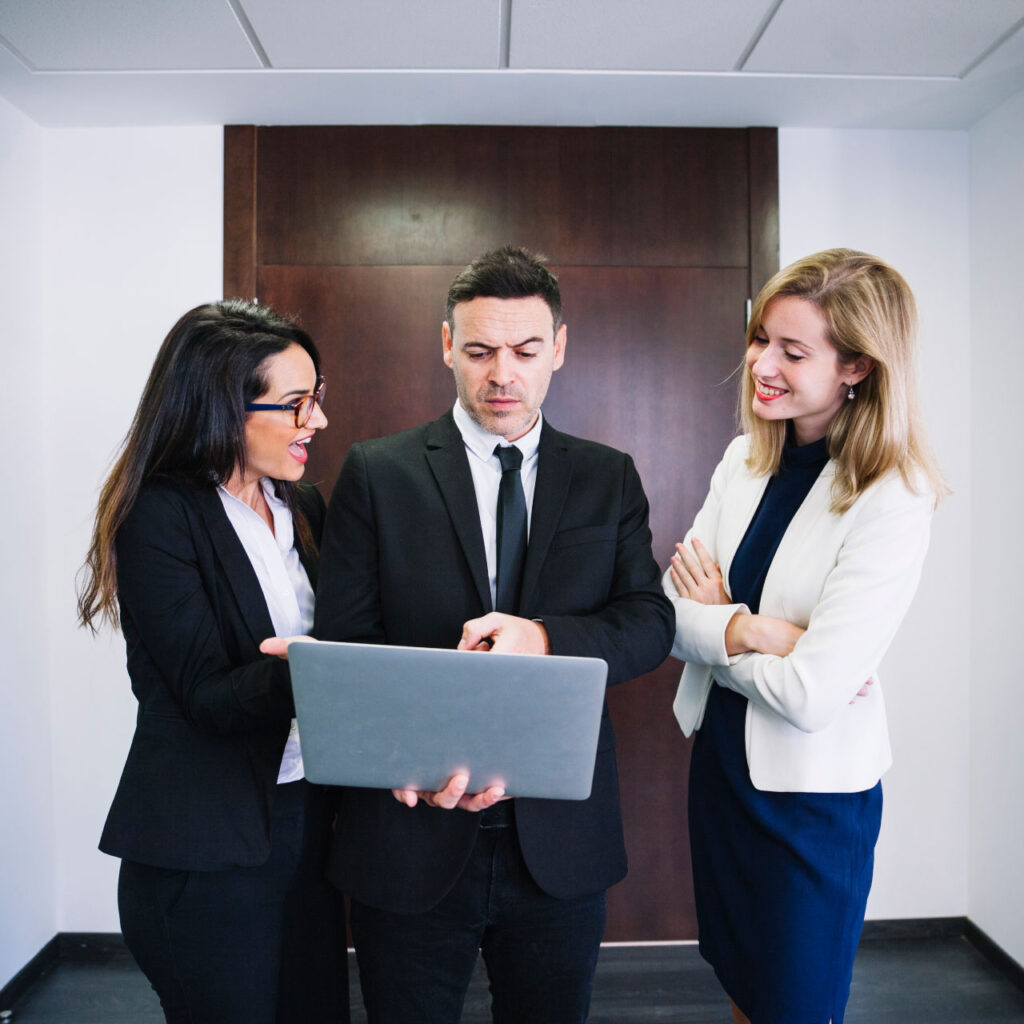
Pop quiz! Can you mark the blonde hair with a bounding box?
[742,248,947,513]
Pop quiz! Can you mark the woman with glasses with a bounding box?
[664,250,945,1024]
[78,300,348,1024]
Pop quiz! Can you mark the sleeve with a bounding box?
[661,437,751,667]
[712,480,934,733]
[539,454,674,686]
[313,444,386,644]
[115,485,294,735]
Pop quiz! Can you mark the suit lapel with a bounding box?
[424,412,492,611]
[519,422,571,615]
[195,487,276,649]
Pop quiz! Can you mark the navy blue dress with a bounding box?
[688,437,882,1024]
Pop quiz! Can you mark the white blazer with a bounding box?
[665,435,934,793]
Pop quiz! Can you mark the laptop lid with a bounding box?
[289,640,608,801]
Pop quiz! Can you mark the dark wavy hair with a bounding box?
[78,300,320,631]
[445,245,562,331]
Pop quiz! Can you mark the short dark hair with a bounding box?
[445,246,562,331]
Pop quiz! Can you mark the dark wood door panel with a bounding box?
[539,265,743,940]
[605,663,693,940]
[257,264,459,495]
[254,127,749,270]
[542,265,745,568]
[543,129,749,269]
[227,124,778,942]
[257,128,514,269]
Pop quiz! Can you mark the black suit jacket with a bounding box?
[99,477,325,871]
[315,412,673,912]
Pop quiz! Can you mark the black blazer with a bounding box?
[315,412,673,913]
[99,477,325,871]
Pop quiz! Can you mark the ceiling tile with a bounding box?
[242,0,501,69]
[510,0,772,70]
[1,0,1024,129]
[4,65,1024,130]
[745,0,1024,76]
[964,15,1024,76]
[0,0,261,71]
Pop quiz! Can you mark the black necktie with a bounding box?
[494,444,527,614]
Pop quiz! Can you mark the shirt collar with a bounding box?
[218,477,281,509]
[217,478,293,551]
[452,401,543,464]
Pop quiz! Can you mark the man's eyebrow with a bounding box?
[462,337,545,349]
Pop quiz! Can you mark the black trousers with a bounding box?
[349,816,606,1024]
[118,779,349,1024]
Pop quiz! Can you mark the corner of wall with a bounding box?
[0,95,58,989]
[966,87,1024,967]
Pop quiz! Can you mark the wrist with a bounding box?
[724,612,751,656]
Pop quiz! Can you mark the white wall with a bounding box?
[40,125,222,933]
[967,91,1024,967]
[779,129,972,919]
[0,96,57,990]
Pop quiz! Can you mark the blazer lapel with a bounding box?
[717,469,770,595]
[760,459,836,609]
[424,412,492,611]
[519,422,571,615]
[195,487,276,649]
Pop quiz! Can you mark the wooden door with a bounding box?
[225,125,777,940]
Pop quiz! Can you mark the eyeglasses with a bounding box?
[246,376,326,428]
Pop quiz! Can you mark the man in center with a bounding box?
[315,246,673,1023]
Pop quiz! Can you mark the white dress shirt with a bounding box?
[218,479,315,784]
[451,401,542,609]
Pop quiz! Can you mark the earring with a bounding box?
[847,385,856,400]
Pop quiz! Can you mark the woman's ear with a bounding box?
[846,355,875,386]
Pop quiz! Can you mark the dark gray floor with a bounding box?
[6,936,1024,1022]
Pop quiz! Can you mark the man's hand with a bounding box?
[392,773,508,812]
[457,613,550,654]
[259,635,315,660]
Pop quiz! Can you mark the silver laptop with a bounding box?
[289,640,608,801]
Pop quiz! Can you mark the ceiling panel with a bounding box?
[1,0,1023,128]
[0,0,261,71]
[966,13,1024,76]
[0,67,994,130]
[745,0,1024,76]
[510,0,772,70]
[241,0,501,69]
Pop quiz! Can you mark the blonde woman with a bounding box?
[665,250,945,1024]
